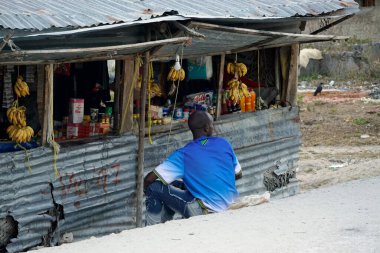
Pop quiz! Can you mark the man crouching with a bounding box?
[144,111,242,225]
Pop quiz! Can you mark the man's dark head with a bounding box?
[188,111,214,138]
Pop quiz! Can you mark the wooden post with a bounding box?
[36,65,45,125]
[136,51,149,227]
[279,46,290,102]
[119,57,135,133]
[136,26,151,228]
[274,48,281,101]
[113,60,122,132]
[286,43,300,106]
[42,64,53,146]
[216,53,225,120]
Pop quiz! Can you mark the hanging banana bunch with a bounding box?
[14,76,30,97]
[149,81,162,98]
[226,62,248,78]
[6,82,34,143]
[6,125,34,143]
[6,106,27,127]
[226,79,250,104]
[167,67,185,82]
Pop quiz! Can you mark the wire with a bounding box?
[257,50,261,110]
[147,62,153,145]
[165,45,184,155]
[16,143,32,174]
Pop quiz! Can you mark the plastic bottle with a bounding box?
[222,99,228,114]
[240,96,246,112]
[250,90,256,111]
[245,95,252,112]
[227,99,232,113]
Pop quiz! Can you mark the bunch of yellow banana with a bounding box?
[6,125,34,143]
[14,76,30,97]
[227,79,250,103]
[149,81,162,97]
[6,106,27,127]
[226,62,248,77]
[167,67,185,82]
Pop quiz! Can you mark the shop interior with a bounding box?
[0,48,283,152]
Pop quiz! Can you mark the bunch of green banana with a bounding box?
[226,62,248,77]
[6,106,27,127]
[14,76,30,98]
[167,67,185,81]
[7,125,34,143]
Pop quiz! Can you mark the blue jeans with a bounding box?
[145,181,204,226]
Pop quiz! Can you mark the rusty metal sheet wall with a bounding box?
[0,134,137,253]
[144,107,301,197]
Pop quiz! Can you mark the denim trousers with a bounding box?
[145,181,204,226]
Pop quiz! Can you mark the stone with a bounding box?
[360,134,370,139]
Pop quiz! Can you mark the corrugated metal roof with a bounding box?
[153,23,348,60]
[0,0,359,31]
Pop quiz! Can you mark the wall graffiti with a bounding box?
[58,162,122,200]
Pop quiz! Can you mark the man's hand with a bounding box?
[144,171,158,192]
[235,171,242,180]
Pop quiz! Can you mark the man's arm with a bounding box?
[144,171,158,191]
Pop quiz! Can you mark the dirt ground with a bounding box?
[297,88,380,191]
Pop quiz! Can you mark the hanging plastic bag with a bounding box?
[187,56,213,80]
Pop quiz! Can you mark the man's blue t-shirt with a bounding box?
[154,136,241,212]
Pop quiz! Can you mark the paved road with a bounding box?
[35,177,380,253]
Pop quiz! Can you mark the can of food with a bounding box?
[90,108,99,122]
[174,108,183,119]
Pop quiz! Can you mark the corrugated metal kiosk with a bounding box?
[0,1,359,252]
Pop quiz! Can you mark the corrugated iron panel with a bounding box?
[144,107,301,197]
[0,134,137,253]
[0,0,359,31]
[1,108,300,252]
[155,28,269,59]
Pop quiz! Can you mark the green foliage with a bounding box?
[314,100,324,106]
[297,93,305,105]
[306,104,315,112]
[299,72,319,82]
[329,107,337,114]
[353,118,369,125]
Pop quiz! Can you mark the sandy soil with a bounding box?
[33,177,380,253]
[297,88,380,191]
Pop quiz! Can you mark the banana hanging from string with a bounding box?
[7,106,27,127]
[226,62,248,78]
[6,125,34,143]
[226,79,250,104]
[148,81,162,97]
[14,76,30,98]
[167,67,185,82]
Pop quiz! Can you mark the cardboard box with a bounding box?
[67,123,80,138]
[149,105,163,120]
[69,98,84,124]
[89,123,110,136]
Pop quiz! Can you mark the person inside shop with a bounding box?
[143,110,242,225]
[85,82,110,114]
